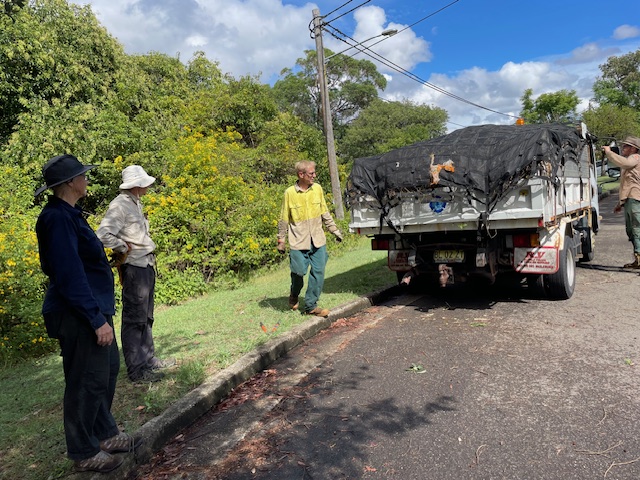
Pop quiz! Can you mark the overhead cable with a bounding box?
[322,0,372,26]
[324,25,519,119]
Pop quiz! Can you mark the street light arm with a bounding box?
[324,28,397,63]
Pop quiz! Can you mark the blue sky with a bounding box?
[75,0,640,131]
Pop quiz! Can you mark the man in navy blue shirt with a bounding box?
[36,155,141,473]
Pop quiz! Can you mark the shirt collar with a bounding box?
[121,189,142,203]
[294,181,315,193]
[47,194,83,214]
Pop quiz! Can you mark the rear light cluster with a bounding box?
[371,238,390,250]
[512,233,540,248]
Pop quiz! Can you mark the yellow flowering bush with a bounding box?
[146,130,284,301]
[0,165,55,362]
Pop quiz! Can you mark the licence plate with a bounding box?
[433,250,465,263]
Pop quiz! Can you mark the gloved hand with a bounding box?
[335,231,343,243]
[109,250,128,267]
[277,241,286,254]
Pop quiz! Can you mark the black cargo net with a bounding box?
[345,123,585,216]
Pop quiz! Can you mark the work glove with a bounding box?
[335,231,343,243]
[109,250,128,268]
[277,241,286,254]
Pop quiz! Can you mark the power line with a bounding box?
[322,0,372,26]
[309,0,372,38]
[396,0,461,34]
[321,0,365,22]
[323,25,519,120]
[312,0,519,120]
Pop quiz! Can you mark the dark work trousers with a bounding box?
[55,312,120,461]
[120,263,156,380]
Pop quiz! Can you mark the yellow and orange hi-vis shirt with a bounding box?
[277,182,340,251]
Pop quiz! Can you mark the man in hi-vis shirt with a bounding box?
[277,161,342,317]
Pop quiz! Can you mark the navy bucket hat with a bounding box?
[34,154,96,196]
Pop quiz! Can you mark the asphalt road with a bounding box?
[133,194,640,480]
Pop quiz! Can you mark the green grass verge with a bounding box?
[0,237,394,480]
[597,175,620,193]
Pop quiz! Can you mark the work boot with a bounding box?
[131,369,165,383]
[149,357,177,370]
[74,450,123,473]
[305,307,329,318]
[288,294,299,310]
[623,253,640,269]
[100,432,143,454]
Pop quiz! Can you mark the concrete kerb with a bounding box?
[79,283,401,479]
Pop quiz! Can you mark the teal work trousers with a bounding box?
[289,244,328,312]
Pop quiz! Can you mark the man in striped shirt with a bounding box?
[277,161,343,317]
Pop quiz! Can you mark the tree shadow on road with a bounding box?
[205,365,456,479]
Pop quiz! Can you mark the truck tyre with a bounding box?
[577,213,597,263]
[578,227,595,263]
[546,241,576,300]
[526,274,548,298]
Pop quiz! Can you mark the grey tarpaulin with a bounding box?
[345,123,586,213]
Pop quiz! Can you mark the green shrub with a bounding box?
[155,266,207,306]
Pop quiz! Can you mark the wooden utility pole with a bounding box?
[312,8,345,219]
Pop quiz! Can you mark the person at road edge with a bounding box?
[277,160,343,317]
[35,154,141,473]
[603,135,640,268]
[97,165,175,383]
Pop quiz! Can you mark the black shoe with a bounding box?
[131,369,165,383]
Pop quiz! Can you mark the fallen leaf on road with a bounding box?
[406,363,427,373]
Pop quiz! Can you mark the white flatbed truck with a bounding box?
[345,123,600,299]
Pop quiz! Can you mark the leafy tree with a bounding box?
[3,100,145,209]
[187,51,223,89]
[582,103,640,145]
[250,112,326,185]
[0,0,126,146]
[145,131,283,292]
[207,75,279,147]
[519,88,580,124]
[339,99,448,161]
[592,49,640,110]
[3,0,25,16]
[273,49,387,132]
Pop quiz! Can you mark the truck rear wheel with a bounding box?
[578,212,596,263]
[546,241,576,300]
[578,228,595,263]
[526,274,547,298]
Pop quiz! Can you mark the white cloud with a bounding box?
[186,34,208,48]
[556,42,620,66]
[81,0,319,76]
[323,6,431,73]
[75,1,638,132]
[382,58,599,131]
[613,24,640,40]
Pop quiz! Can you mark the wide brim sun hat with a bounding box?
[619,136,640,150]
[119,165,156,190]
[35,154,96,196]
